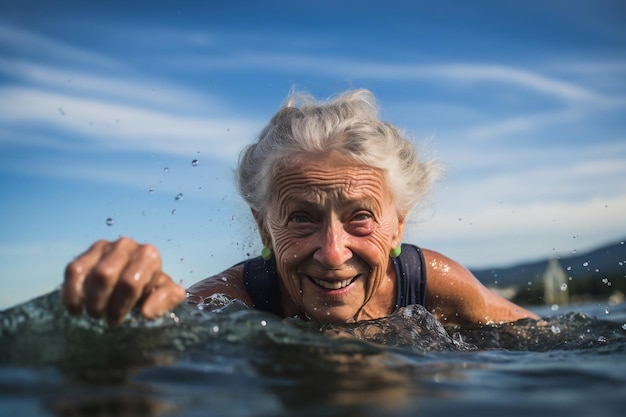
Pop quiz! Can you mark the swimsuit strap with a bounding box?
[393,244,427,308]
[242,256,284,316]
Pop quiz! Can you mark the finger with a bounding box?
[83,237,136,318]
[62,240,109,315]
[141,275,187,320]
[105,243,162,325]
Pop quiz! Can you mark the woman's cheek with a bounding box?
[272,233,301,262]
[276,262,305,310]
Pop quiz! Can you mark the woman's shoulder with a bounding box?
[186,263,252,306]
[419,247,464,269]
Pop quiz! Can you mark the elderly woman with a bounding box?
[62,89,539,326]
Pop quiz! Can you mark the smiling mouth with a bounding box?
[310,276,357,290]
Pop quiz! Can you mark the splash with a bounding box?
[1,291,625,369]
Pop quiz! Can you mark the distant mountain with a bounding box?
[470,237,626,303]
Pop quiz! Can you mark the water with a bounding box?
[1,291,625,417]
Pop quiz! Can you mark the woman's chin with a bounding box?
[304,305,358,323]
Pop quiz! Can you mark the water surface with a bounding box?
[1,291,625,417]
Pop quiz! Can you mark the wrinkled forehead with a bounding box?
[268,151,393,207]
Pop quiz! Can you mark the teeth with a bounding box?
[312,278,353,290]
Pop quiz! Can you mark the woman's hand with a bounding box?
[61,237,187,325]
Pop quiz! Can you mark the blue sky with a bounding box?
[1,0,625,309]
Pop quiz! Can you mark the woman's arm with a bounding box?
[422,249,539,327]
[186,264,253,306]
[62,237,253,324]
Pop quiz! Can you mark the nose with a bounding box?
[313,218,352,268]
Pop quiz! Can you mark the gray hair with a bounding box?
[236,89,440,217]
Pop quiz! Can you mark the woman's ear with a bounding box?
[391,212,407,249]
[251,209,272,247]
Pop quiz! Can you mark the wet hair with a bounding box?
[236,89,440,218]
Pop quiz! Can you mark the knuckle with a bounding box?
[115,277,142,300]
[135,244,162,271]
[115,236,133,245]
[89,263,118,288]
[92,239,109,248]
[64,261,83,281]
[115,236,138,251]
[139,243,160,261]
[86,239,108,253]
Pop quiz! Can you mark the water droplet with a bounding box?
[148,189,154,194]
[105,218,114,226]
[621,324,626,330]
[175,193,183,201]
[212,325,219,333]
[168,312,180,324]
[582,261,589,267]
[566,266,572,271]
[572,249,577,254]
[260,320,267,327]
[550,325,561,334]
[551,304,559,311]
[605,307,610,315]
[171,209,177,215]
[164,167,170,173]
[560,283,568,291]
[192,159,199,166]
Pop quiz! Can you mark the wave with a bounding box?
[2,290,625,368]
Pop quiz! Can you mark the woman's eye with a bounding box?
[352,212,372,221]
[290,214,310,223]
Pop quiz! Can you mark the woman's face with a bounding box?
[261,151,405,323]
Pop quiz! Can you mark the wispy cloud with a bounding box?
[432,141,626,202]
[411,194,626,267]
[463,108,584,141]
[0,24,119,69]
[0,86,261,158]
[422,64,602,102]
[4,23,624,162]
[0,25,265,166]
[180,50,615,103]
[0,58,219,112]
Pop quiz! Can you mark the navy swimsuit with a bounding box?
[242,243,427,317]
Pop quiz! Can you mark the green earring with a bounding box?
[390,246,402,258]
[261,246,273,261]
